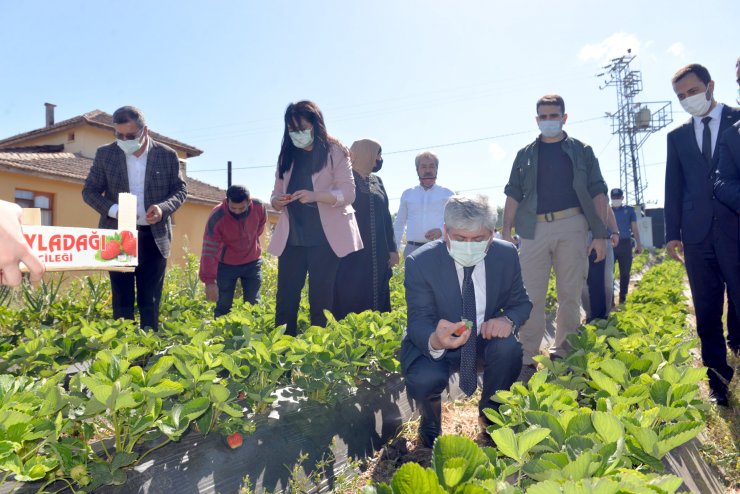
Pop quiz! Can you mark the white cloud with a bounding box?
[489,142,506,161]
[667,42,685,58]
[578,32,641,64]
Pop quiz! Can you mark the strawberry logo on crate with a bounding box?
[100,239,121,260]
[96,231,137,262]
[121,230,137,257]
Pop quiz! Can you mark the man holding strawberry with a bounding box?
[199,185,266,317]
[401,195,531,448]
[83,106,187,330]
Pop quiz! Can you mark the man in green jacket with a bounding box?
[502,94,609,381]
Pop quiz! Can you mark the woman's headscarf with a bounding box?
[349,139,381,177]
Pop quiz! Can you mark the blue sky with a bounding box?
[1,1,738,213]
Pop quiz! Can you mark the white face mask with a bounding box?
[680,90,712,116]
[611,199,623,208]
[117,134,144,155]
[448,239,489,267]
[538,120,562,138]
[289,129,314,149]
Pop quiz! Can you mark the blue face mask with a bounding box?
[448,239,489,267]
[289,129,313,149]
[538,120,562,138]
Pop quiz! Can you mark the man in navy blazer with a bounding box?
[401,195,531,447]
[665,64,740,406]
[83,106,187,330]
[714,57,740,359]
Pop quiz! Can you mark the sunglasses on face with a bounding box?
[114,128,144,141]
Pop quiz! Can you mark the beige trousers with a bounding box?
[518,214,589,364]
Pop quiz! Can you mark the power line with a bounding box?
[187,115,609,173]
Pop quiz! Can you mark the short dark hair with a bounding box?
[610,188,624,199]
[112,106,146,129]
[227,185,249,203]
[672,64,712,86]
[536,94,565,115]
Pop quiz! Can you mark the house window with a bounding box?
[15,189,53,226]
[67,132,75,142]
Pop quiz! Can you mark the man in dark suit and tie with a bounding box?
[665,64,740,406]
[83,106,187,330]
[714,56,740,359]
[401,195,531,447]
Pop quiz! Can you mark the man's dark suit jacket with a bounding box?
[665,106,740,244]
[82,139,187,258]
[715,121,740,217]
[400,239,532,374]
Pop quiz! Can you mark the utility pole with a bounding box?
[598,50,672,209]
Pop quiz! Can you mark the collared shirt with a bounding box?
[692,103,724,159]
[429,256,487,358]
[393,183,454,246]
[612,205,637,240]
[107,138,150,225]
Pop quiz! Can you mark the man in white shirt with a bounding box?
[393,151,454,257]
[83,106,187,330]
[665,64,740,407]
[400,195,531,447]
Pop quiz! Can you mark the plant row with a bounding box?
[368,257,705,493]
[0,255,407,492]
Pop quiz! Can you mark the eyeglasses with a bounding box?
[537,113,562,120]
[114,128,144,141]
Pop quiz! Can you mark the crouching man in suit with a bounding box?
[401,195,532,448]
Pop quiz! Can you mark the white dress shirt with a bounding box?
[394,184,454,246]
[107,139,150,225]
[692,103,724,159]
[429,257,487,359]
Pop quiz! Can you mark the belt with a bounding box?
[407,241,427,246]
[536,207,583,223]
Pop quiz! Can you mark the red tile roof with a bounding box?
[0,151,223,204]
[0,110,203,158]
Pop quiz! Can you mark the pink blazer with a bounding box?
[267,142,364,258]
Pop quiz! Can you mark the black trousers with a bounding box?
[275,244,340,336]
[109,227,167,330]
[404,335,522,448]
[683,222,739,395]
[586,250,607,321]
[215,259,262,317]
[714,223,740,352]
[613,238,633,304]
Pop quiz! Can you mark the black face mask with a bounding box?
[229,210,248,219]
[373,158,383,173]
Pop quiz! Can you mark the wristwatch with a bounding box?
[503,315,518,335]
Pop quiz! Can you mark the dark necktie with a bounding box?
[459,266,478,396]
[701,116,712,163]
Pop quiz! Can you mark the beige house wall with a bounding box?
[17,126,190,160]
[0,169,216,267]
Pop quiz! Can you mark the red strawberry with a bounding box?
[227,432,243,449]
[237,391,246,400]
[122,236,137,256]
[101,239,121,260]
[453,319,473,337]
[121,230,134,244]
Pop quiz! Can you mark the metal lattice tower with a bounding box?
[598,51,672,208]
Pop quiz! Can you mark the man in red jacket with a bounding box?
[199,185,266,316]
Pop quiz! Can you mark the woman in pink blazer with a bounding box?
[268,101,363,335]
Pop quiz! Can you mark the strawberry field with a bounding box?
[0,252,734,493]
